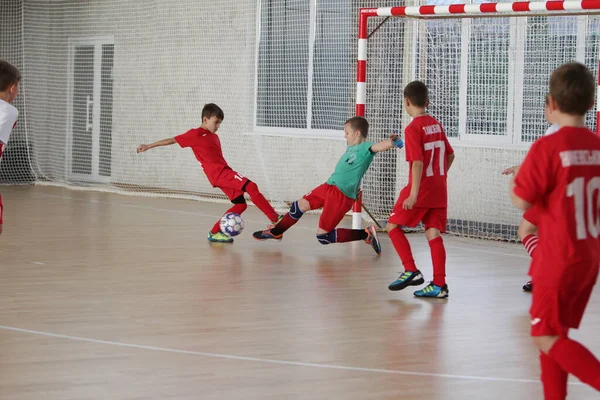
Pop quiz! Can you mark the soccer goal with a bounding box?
[354,0,600,240]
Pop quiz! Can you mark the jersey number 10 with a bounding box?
[424,140,446,177]
[567,176,600,240]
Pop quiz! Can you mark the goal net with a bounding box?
[357,0,600,240]
[0,0,599,241]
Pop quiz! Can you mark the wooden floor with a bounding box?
[0,185,599,399]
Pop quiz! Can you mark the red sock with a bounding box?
[388,227,417,272]
[334,228,368,243]
[548,337,600,390]
[211,203,248,234]
[540,351,568,400]
[429,236,446,287]
[522,234,539,258]
[271,213,298,235]
[245,182,279,222]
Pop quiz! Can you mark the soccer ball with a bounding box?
[220,212,244,236]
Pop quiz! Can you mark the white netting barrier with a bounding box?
[359,0,600,240]
[0,0,599,241]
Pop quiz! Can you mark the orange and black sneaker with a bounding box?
[253,229,283,241]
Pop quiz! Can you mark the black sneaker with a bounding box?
[523,281,533,292]
[388,270,425,291]
[365,226,381,255]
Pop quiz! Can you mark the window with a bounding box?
[256,0,351,135]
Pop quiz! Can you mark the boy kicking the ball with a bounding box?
[387,81,455,298]
[137,103,280,243]
[253,116,404,254]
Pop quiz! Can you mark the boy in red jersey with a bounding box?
[0,60,22,236]
[503,94,560,292]
[387,81,455,298]
[137,103,280,243]
[252,116,404,254]
[512,62,600,398]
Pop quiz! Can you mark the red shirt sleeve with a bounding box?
[444,135,454,156]
[174,129,196,148]
[405,123,423,162]
[513,139,552,205]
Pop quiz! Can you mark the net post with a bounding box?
[353,9,372,229]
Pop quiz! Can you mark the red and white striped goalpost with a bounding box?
[352,0,600,229]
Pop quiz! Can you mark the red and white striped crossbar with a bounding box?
[359,0,600,20]
[352,0,600,228]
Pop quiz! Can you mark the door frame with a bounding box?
[66,35,114,183]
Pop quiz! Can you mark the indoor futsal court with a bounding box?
[3,0,600,399]
[0,185,598,399]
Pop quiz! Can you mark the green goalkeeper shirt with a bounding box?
[326,141,376,199]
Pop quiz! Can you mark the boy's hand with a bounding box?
[502,165,519,175]
[137,144,149,153]
[403,193,417,210]
[390,134,404,149]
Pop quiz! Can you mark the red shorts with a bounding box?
[0,194,3,224]
[212,169,250,201]
[530,283,595,337]
[522,206,540,226]
[303,183,354,232]
[388,199,447,232]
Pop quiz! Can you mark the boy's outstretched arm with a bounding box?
[370,134,404,153]
[137,137,177,153]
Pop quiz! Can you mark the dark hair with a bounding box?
[549,62,595,116]
[0,60,21,92]
[403,81,428,108]
[202,103,224,120]
[345,116,369,138]
[544,93,550,106]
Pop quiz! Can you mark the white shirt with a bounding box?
[544,123,560,136]
[0,99,18,147]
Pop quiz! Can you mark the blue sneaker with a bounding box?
[388,270,425,291]
[414,282,449,298]
[365,226,381,255]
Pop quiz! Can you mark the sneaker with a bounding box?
[414,282,449,298]
[388,270,425,291]
[253,229,283,241]
[208,231,234,243]
[523,281,533,292]
[365,226,381,255]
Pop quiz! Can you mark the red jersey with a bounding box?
[513,127,600,286]
[174,128,230,185]
[402,114,454,208]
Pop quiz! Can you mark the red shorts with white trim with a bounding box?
[530,283,595,337]
[388,203,447,232]
[303,183,354,232]
[522,206,540,227]
[212,169,250,201]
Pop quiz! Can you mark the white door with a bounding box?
[67,37,114,182]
